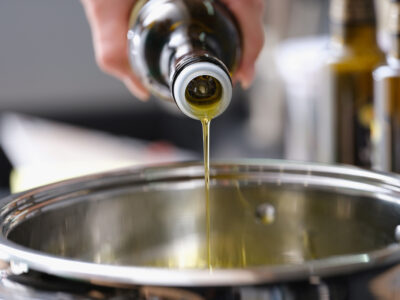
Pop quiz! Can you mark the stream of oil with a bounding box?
[201,118,212,269]
[185,75,223,269]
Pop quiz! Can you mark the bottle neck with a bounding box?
[330,24,378,49]
[387,2,400,62]
[329,0,378,48]
[169,50,228,86]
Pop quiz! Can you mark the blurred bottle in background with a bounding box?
[316,0,384,167]
[373,0,400,172]
[247,0,327,160]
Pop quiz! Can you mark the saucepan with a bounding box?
[0,160,400,299]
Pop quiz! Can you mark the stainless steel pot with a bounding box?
[1,160,400,299]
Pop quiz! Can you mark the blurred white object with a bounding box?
[376,0,392,54]
[276,36,329,161]
[0,113,194,192]
[247,28,284,153]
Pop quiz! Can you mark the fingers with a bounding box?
[123,74,150,101]
[221,0,265,89]
[81,0,264,99]
[80,0,149,100]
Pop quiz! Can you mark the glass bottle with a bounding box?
[373,0,400,172]
[127,0,242,120]
[317,0,384,167]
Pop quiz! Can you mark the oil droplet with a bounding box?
[255,203,275,225]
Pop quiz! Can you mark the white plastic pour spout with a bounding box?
[172,62,232,120]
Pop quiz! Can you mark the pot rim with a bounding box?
[0,159,400,287]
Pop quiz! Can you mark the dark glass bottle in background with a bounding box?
[373,0,400,172]
[317,0,384,167]
[127,0,242,121]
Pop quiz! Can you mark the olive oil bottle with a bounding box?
[127,0,241,120]
[317,0,384,166]
[373,0,400,172]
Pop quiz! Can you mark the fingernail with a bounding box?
[241,76,252,90]
[124,79,150,101]
[241,79,251,90]
[136,90,150,101]
[232,76,239,86]
[241,65,255,90]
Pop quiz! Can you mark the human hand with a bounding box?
[81,0,149,100]
[221,0,265,89]
[81,0,265,100]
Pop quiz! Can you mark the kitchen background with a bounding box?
[0,0,388,192]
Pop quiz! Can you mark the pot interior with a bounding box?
[6,163,400,270]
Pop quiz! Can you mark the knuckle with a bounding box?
[246,29,265,59]
[88,0,104,17]
[254,41,264,58]
[245,43,263,64]
[256,31,265,51]
[251,0,265,13]
[95,47,118,73]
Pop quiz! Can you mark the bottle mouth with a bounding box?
[172,62,232,120]
[185,75,223,106]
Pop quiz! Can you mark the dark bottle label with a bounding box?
[388,2,400,58]
[330,0,376,25]
[374,75,400,172]
[332,71,374,167]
